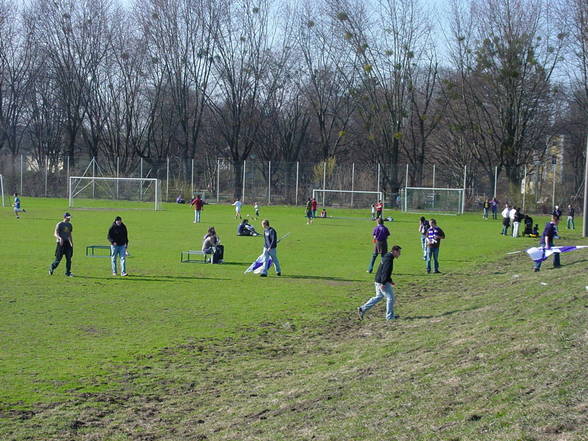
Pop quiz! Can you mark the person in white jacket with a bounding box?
[232,199,242,219]
[501,204,511,235]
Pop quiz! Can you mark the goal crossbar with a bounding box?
[69,176,161,210]
[312,188,384,208]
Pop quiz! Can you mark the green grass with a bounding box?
[0,198,587,440]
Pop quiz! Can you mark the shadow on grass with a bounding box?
[75,275,230,282]
[402,305,480,321]
[282,274,363,282]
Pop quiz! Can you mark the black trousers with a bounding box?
[51,243,73,275]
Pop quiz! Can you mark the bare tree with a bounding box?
[444,0,564,193]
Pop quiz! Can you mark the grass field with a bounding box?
[0,198,587,441]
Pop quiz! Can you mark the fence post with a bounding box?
[140,157,143,201]
[295,161,299,206]
[322,161,326,206]
[494,166,498,199]
[582,135,587,237]
[20,154,23,195]
[432,164,436,189]
[216,158,220,203]
[551,157,557,209]
[351,163,355,206]
[462,165,467,214]
[166,156,170,202]
[66,155,69,198]
[405,164,409,187]
[242,160,246,203]
[45,156,49,197]
[191,158,195,197]
[377,163,380,195]
[268,161,271,205]
[116,157,120,199]
[522,164,527,213]
[92,156,96,199]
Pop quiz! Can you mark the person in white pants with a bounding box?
[232,199,242,219]
[512,207,521,237]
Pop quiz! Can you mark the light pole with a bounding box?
[551,155,557,210]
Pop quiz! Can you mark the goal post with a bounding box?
[69,176,162,210]
[402,187,464,215]
[311,189,384,209]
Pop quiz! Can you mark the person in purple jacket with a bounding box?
[367,217,390,273]
[533,215,561,272]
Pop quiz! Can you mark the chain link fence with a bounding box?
[0,152,584,213]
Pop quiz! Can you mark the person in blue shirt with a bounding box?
[259,219,281,277]
[533,215,561,272]
[13,193,26,219]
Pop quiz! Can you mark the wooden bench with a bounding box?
[85,245,111,258]
[180,250,211,263]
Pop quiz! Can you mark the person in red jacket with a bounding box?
[311,198,318,218]
[190,195,204,223]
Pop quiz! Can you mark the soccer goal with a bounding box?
[0,175,4,207]
[402,187,465,214]
[69,177,162,210]
[312,189,384,208]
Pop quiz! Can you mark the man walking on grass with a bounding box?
[49,213,74,277]
[367,217,390,273]
[260,219,281,277]
[108,216,129,276]
[358,245,402,321]
[534,215,561,272]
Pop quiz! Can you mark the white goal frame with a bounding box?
[69,176,161,210]
[402,186,465,214]
[312,189,384,207]
[0,175,4,207]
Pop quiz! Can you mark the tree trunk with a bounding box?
[232,160,242,200]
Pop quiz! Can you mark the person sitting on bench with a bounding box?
[237,219,260,236]
[202,227,224,262]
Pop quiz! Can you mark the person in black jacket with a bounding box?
[108,216,129,276]
[357,245,401,321]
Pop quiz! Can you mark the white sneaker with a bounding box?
[121,272,128,277]
[112,272,117,276]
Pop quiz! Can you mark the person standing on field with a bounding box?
[12,193,26,219]
[511,207,522,237]
[534,215,561,272]
[260,219,281,277]
[418,216,430,260]
[191,194,204,223]
[426,218,445,274]
[108,216,129,276]
[482,199,490,220]
[49,213,74,277]
[367,217,390,273]
[232,199,242,219]
[501,203,511,235]
[311,198,318,218]
[566,204,575,230]
[358,245,402,321]
[305,198,313,224]
[374,200,384,219]
[490,197,498,220]
[254,202,260,219]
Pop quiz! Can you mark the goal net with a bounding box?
[402,187,464,214]
[69,177,162,210]
[311,189,384,209]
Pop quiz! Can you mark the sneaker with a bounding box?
[357,307,364,320]
[121,272,128,277]
[276,272,281,276]
[260,273,267,277]
[533,268,540,272]
[66,273,74,277]
[366,270,372,273]
[49,266,54,275]
[112,272,117,276]
[434,270,441,274]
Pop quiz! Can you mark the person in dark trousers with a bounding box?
[534,215,561,272]
[482,199,490,219]
[374,200,384,219]
[358,245,402,321]
[552,205,562,219]
[260,219,281,277]
[305,198,313,224]
[368,217,390,273]
[237,219,259,236]
[523,214,534,236]
[49,213,74,277]
[566,204,575,230]
[202,226,223,263]
[490,197,498,219]
[108,216,129,276]
[426,218,445,274]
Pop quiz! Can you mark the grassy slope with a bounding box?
[0,198,587,440]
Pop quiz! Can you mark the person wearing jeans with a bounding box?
[367,217,390,273]
[358,245,402,321]
[260,219,281,277]
[426,218,445,274]
[567,205,575,230]
[534,216,561,272]
[108,216,129,276]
